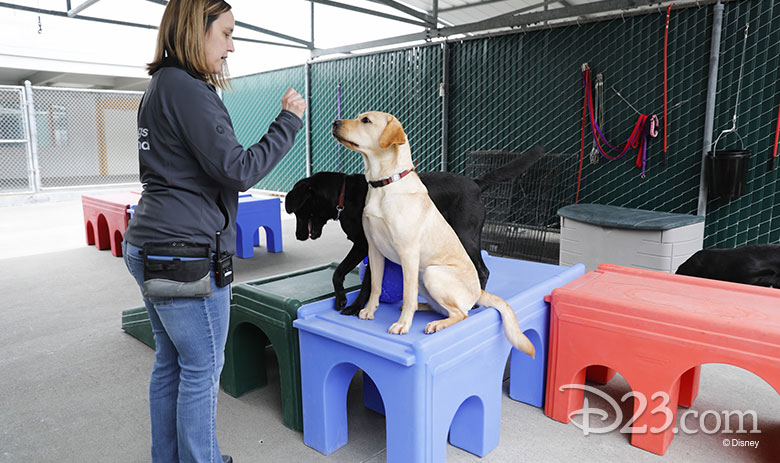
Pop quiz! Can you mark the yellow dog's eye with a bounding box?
[361,117,370,123]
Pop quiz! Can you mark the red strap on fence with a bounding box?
[772,98,780,170]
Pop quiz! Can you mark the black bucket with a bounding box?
[706,149,751,198]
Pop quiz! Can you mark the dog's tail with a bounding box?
[478,290,535,357]
[473,145,545,192]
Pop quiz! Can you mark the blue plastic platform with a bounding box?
[293,253,584,462]
[236,195,283,259]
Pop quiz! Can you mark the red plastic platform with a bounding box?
[544,264,780,455]
[81,192,140,257]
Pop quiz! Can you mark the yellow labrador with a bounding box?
[331,111,535,357]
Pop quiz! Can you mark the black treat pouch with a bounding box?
[142,242,212,298]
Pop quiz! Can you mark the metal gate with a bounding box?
[0,84,143,195]
[0,85,34,194]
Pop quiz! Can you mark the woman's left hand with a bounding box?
[281,88,306,119]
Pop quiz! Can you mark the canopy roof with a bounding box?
[0,0,714,89]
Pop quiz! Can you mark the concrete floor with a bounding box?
[0,189,778,463]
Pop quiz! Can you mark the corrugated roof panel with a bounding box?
[397,0,573,27]
[441,2,563,29]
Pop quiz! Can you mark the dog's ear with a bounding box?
[379,116,406,149]
[285,179,311,213]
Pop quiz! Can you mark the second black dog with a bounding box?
[675,244,780,288]
[285,146,544,315]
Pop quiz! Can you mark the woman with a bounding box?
[122,1,305,462]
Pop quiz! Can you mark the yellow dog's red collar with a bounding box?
[368,168,414,188]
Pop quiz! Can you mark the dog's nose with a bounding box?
[332,120,342,129]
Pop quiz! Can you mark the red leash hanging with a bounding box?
[576,64,655,203]
[772,98,780,171]
[581,65,652,171]
[575,6,675,200]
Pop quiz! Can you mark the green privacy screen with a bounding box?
[705,0,779,248]
[224,0,779,248]
[309,46,443,175]
[221,65,306,193]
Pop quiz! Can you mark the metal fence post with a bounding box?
[23,80,42,192]
[697,0,724,217]
[305,60,312,178]
[14,86,36,194]
[440,41,449,172]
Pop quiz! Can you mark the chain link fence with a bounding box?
[704,0,780,248]
[542,0,779,249]
[32,87,142,189]
[310,46,443,175]
[224,0,778,254]
[2,1,771,256]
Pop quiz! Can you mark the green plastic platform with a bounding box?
[222,262,361,432]
[121,306,155,349]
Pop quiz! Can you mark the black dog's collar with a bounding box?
[336,176,346,220]
[368,168,414,188]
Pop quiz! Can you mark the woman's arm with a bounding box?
[170,81,304,191]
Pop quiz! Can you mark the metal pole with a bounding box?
[305,61,312,178]
[23,81,42,192]
[304,0,314,178]
[440,41,449,172]
[697,0,724,216]
[310,0,315,51]
[67,0,102,17]
[19,87,36,193]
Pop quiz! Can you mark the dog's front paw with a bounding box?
[340,303,361,316]
[334,292,348,311]
[388,320,411,335]
[425,320,449,334]
[359,307,376,319]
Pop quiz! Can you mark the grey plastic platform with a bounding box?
[557,203,704,273]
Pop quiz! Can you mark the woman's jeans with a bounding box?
[123,240,230,463]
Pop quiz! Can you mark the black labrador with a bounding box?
[675,244,780,288]
[285,146,544,315]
